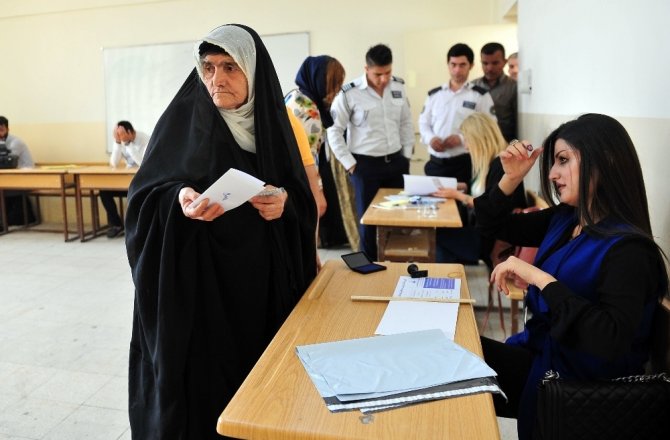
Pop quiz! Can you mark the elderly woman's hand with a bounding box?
[249,185,288,221]
[178,187,225,221]
[490,255,556,295]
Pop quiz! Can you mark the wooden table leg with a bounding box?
[376,226,392,261]
[0,189,7,235]
[74,175,85,241]
[510,299,519,334]
[426,228,436,262]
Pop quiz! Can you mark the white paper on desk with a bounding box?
[376,302,459,340]
[191,168,265,211]
[375,276,463,339]
[403,174,457,195]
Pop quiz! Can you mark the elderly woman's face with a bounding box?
[202,54,249,110]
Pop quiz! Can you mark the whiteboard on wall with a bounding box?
[103,32,309,152]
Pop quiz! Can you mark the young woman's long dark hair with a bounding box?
[540,113,668,299]
[540,113,651,237]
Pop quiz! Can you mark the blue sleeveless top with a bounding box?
[507,208,656,439]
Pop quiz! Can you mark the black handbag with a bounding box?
[535,370,670,440]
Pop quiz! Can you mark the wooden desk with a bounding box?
[217,260,499,439]
[69,166,137,241]
[360,188,463,262]
[0,168,77,241]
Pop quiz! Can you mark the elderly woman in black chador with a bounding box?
[125,24,317,439]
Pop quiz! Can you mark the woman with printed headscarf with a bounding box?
[285,56,358,250]
[125,24,316,439]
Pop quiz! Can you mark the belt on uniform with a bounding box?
[353,150,403,163]
[429,154,466,164]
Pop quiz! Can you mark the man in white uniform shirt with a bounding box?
[419,43,496,185]
[327,44,414,258]
[103,120,149,238]
[0,116,36,228]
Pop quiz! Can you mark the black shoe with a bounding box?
[106,225,124,238]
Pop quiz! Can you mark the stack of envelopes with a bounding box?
[296,329,504,413]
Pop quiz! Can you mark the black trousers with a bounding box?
[3,193,36,227]
[99,190,126,227]
[349,152,409,258]
[480,336,533,419]
[424,154,472,184]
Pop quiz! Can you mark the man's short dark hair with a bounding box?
[0,116,8,128]
[117,120,135,133]
[365,44,392,67]
[447,43,474,64]
[481,42,506,58]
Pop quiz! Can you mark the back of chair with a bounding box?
[648,297,670,374]
[490,206,542,289]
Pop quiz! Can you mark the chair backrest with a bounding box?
[648,297,670,374]
[490,205,542,289]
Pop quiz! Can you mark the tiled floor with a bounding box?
[0,231,517,440]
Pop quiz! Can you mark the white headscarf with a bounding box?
[195,25,257,153]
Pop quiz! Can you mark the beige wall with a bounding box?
[517,0,670,255]
[0,0,513,164]
[520,113,670,254]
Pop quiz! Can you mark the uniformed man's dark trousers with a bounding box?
[349,151,409,258]
[424,153,472,184]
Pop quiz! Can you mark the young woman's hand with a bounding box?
[499,139,542,181]
[490,255,556,295]
[498,139,543,195]
[431,187,461,199]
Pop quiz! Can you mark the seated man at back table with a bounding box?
[102,120,149,238]
[0,115,37,227]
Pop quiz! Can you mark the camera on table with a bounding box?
[0,141,19,169]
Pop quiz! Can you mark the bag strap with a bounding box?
[612,372,670,383]
[542,370,670,384]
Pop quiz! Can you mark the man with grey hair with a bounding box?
[472,42,517,142]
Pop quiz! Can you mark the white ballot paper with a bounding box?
[191,168,265,211]
[375,276,462,339]
[296,329,503,413]
[403,174,457,195]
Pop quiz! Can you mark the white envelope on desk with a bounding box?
[375,276,462,339]
[403,174,457,195]
[191,167,265,211]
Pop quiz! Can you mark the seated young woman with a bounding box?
[431,112,526,265]
[474,113,668,440]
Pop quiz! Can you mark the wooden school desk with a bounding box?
[69,166,137,241]
[0,167,78,241]
[360,188,463,262]
[217,260,500,440]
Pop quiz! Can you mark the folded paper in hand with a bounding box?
[403,174,457,195]
[191,168,265,211]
